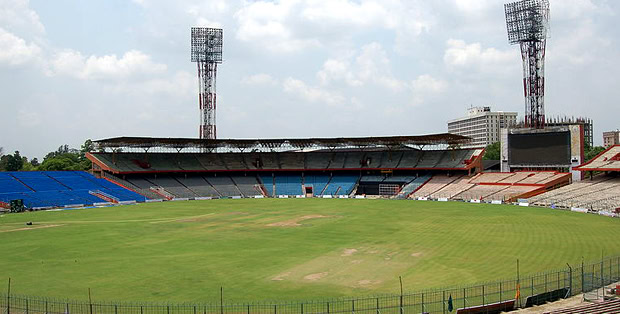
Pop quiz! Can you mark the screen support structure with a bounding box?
[191,28,223,139]
[505,0,550,129]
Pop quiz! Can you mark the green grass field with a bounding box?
[1,199,619,303]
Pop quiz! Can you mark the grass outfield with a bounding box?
[1,198,619,303]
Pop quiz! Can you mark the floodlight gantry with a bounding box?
[505,0,550,129]
[191,27,223,139]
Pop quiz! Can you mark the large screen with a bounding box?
[509,131,571,166]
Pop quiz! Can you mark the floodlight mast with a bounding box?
[191,27,223,139]
[505,0,549,129]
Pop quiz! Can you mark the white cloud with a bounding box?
[444,39,515,70]
[241,73,279,86]
[0,27,41,66]
[50,49,167,80]
[282,77,345,105]
[317,42,406,91]
[411,74,447,106]
[234,0,433,53]
[0,0,45,35]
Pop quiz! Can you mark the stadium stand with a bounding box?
[411,174,458,198]
[396,174,432,198]
[274,173,303,196]
[205,175,242,197]
[529,175,620,211]
[231,175,263,197]
[429,175,474,199]
[544,299,620,314]
[177,176,220,198]
[0,171,145,209]
[303,174,330,196]
[323,174,359,196]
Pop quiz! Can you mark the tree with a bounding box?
[483,142,501,160]
[30,158,39,167]
[584,145,605,163]
[5,151,24,171]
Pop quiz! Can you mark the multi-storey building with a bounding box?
[603,130,620,147]
[448,107,518,148]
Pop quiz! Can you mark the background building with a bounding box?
[604,130,620,147]
[448,107,518,148]
[543,117,593,149]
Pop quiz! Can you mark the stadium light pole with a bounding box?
[191,27,223,140]
[505,0,550,129]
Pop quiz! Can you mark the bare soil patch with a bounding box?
[1,224,62,233]
[411,252,423,257]
[271,272,291,281]
[341,248,357,256]
[303,272,328,281]
[357,279,382,286]
[267,215,329,227]
[351,260,363,264]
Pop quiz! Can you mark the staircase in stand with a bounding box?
[150,187,174,200]
[89,190,119,203]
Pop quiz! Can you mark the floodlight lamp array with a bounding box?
[191,27,223,63]
[505,0,549,45]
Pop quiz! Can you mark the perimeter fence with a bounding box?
[2,256,620,314]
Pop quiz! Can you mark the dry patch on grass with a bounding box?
[304,272,328,281]
[0,224,62,233]
[271,272,291,281]
[411,252,423,257]
[267,215,329,227]
[341,248,357,256]
[357,279,382,286]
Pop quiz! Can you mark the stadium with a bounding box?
[2,1,620,314]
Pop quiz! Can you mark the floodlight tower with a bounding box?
[505,0,550,129]
[191,27,223,139]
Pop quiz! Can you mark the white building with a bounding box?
[603,130,620,147]
[448,107,518,148]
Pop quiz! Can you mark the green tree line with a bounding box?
[0,139,94,172]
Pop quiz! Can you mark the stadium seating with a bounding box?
[89,149,481,172]
[411,175,457,198]
[303,174,330,196]
[380,151,402,168]
[529,175,620,211]
[231,175,263,197]
[397,174,432,198]
[0,171,146,208]
[176,176,220,197]
[305,152,331,169]
[544,298,620,314]
[323,174,359,196]
[429,175,474,199]
[274,173,303,196]
[205,175,241,197]
[397,150,421,168]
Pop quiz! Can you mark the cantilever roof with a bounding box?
[93,134,471,150]
[574,145,620,172]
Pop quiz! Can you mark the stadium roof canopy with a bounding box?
[574,145,620,172]
[93,134,472,152]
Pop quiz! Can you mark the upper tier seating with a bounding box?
[90,149,479,173]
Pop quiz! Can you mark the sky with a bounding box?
[1,0,618,160]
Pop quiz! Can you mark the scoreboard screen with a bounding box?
[508,131,571,166]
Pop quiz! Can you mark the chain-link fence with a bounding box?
[2,256,619,314]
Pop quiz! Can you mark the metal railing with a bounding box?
[2,256,619,314]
